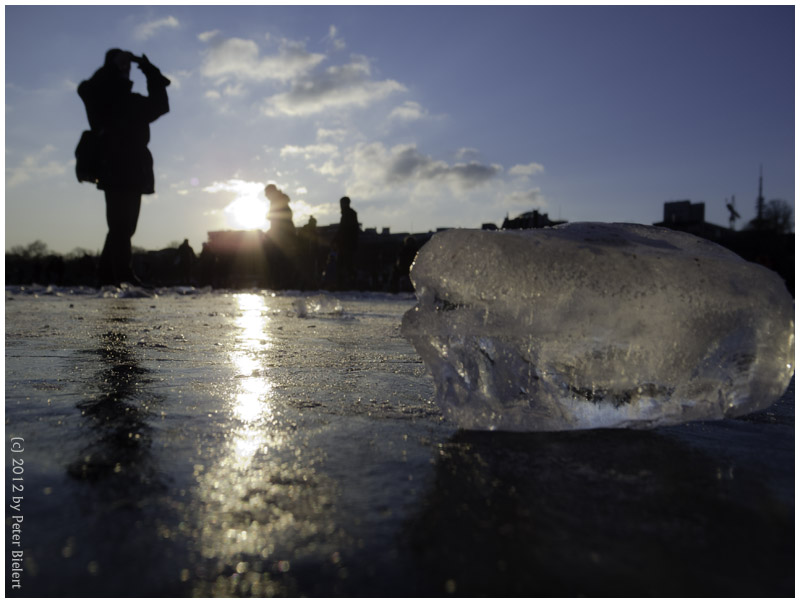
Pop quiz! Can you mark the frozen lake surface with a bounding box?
[5,286,794,596]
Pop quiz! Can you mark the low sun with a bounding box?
[226,197,269,230]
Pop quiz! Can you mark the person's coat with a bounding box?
[78,58,169,194]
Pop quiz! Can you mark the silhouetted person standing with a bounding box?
[333,196,360,289]
[265,184,295,243]
[298,215,320,289]
[264,184,297,289]
[78,49,170,286]
[177,239,196,285]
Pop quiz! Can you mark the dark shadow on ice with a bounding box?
[401,426,793,597]
[67,316,163,494]
[38,304,189,598]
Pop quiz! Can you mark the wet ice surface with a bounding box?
[5,286,794,596]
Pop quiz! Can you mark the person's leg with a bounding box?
[101,190,142,284]
[117,191,141,282]
[98,191,122,285]
[97,232,115,286]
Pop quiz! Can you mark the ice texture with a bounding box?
[401,223,795,431]
[292,294,344,318]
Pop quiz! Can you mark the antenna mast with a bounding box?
[756,165,765,227]
[726,195,740,231]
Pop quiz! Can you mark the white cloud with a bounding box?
[388,100,428,121]
[262,55,406,117]
[134,16,179,41]
[222,83,245,97]
[200,37,325,83]
[456,147,480,160]
[501,188,543,209]
[317,128,347,141]
[313,159,349,179]
[325,25,346,51]
[280,143,339,159]
[6,145,69,188]
[508,162,545,177]
[198,30,220,43]
[348,143,390,198]
[203,178,266,200]
[290,199,334,225]
[162,73,179,89]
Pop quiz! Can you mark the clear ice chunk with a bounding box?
[401,223,795,431]
[292,294,344,318]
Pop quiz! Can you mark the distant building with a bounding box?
[205,229,265,254]
[502,210,566,230]
[660,200,705,224]
[204,229,267,288]
[199,224,439,291]
[653,197,793,296]
[653,200,731,242]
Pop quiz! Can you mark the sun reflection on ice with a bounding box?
[192,292,284,573]
[189,293,339,595]
[230,293,277,457]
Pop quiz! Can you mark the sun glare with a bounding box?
[226,196,268,230]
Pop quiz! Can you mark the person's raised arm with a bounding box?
[134,54,170,122]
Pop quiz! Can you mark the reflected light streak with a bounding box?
[193,293,283,565]
[231,292,275,435]
[189,293,334,592]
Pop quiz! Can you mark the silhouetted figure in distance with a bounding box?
[78,49,170,286]
[197,243,218,288]
[297,215,320,289]
[263,184,297,289]
[177,239,196,285]
[333,196,360,289]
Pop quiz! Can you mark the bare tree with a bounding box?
[8,240,49,258]
[763,199,793,233]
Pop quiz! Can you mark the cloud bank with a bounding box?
[201,37,325,83]
[194,26,546,230]
[262,55,405,117]
[6,145,69,188]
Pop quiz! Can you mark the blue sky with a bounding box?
[5,5,796,254]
